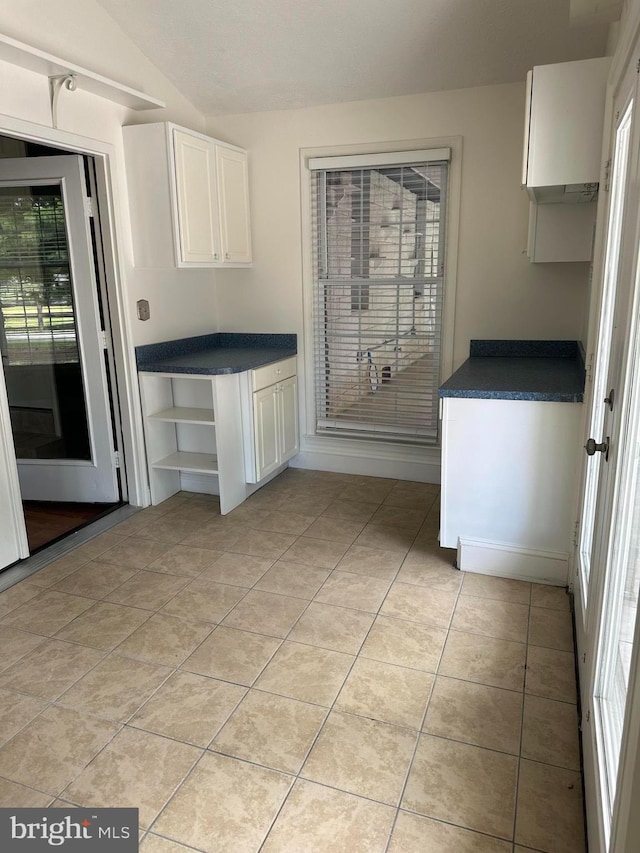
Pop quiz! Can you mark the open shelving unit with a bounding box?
[138,363,292,515]
[139,372,225,506]
[151,450,219,474]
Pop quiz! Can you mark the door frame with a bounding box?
[0,154,119,502]
[571,5,640,850]
[0,360,28,561]
[0,113,149,515]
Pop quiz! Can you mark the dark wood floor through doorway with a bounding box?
[23,501,121,553]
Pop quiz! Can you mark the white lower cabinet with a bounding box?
[279,375,299,463]
[139,357,299,511]
[253,383,280,481]
[242,358,299,484]
[139,371,248,514]
[440,396,582,585]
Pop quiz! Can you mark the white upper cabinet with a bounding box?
[215,144,252,265]
[173,128,220,265]
[523,56,611,201]
[123,122,252,268]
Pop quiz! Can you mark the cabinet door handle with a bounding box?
[213,252,218,260]
[225,252,230,259]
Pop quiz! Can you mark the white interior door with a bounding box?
[574,69,637,711]
[0,155,118,503]
[577,43,640,851]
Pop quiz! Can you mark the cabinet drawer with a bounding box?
[251,357,296,392]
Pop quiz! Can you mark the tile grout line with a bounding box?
[511,582,533,847]
[383,548,463,852]
[255,491,436,851]
[256,535,409,850]
[1,477,575,852]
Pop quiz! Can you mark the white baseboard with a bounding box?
[457,537,568,586]
[290,434,441,483]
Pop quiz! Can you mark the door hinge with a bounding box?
[113,451,121,469]
[636,57,640,73]
[99,330,108,350]
[573,520,580,548]
[586,351,595,385]
[84,196,94,218]
[604,158,611,192]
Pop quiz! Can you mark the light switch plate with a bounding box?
[137,299,150,321]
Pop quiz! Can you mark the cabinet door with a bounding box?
[278,375,299,464]
[527,201,597,263]
[526,57,610,189]
[253,385,280,481]
[215,145,252,265]
[172,129,218,265]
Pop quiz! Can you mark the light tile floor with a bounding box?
[0,470,584,852]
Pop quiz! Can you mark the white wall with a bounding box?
[0,0,217,504]
[0,0,202,131]
[0,0,217,347]
[207,83,591,374]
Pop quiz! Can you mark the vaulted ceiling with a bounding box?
[97,0,610,115]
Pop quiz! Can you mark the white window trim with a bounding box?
[308,147,451,170]
[299,136,462,458]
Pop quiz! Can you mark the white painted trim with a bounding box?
[573,0,640,603]
[308,148,451,170]
[457,537,569,586]
[609,596,640,853]
[298,135,462,459]
[574,13,640,849]
[0,112,149,509]
[290,433,440,482]
[0,33,164,111]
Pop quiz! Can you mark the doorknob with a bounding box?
[585,437,610,461]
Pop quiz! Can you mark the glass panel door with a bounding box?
[0,155,118,504]
[0,182,91,462]
[576,54,640,851]
[593,264,640,819]
[578,100,634,605]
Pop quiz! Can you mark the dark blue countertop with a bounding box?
[136,333,297,375]
[438,340,585,402]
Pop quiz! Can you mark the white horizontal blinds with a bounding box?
[0,184,79,367]
[311,152,448,443]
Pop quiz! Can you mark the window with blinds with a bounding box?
[0,185,79,367]
[310,149,449,444]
